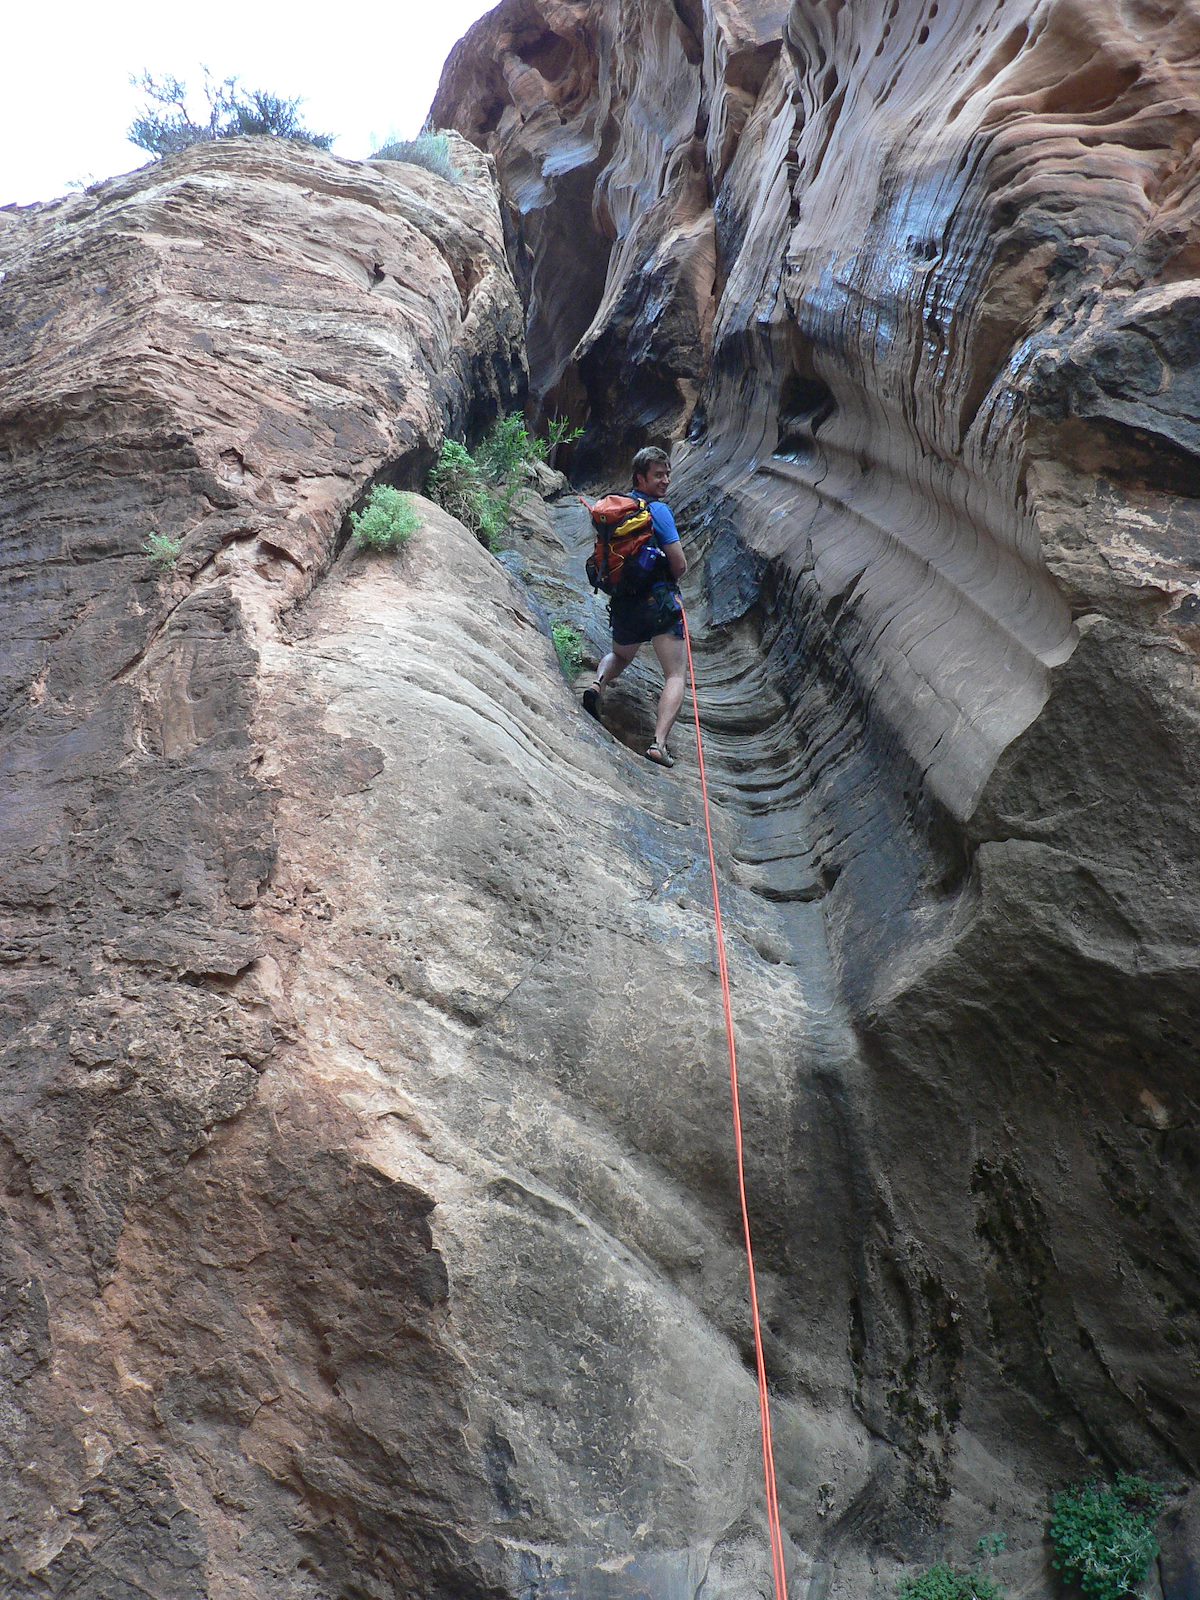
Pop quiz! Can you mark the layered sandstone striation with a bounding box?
[4,1,1200,1595]
[1,134,872,1599]
[437,0,1200,1587]
[0,137,530,1597]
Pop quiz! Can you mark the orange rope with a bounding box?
[680,605,789,1600]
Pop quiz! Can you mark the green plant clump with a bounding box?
[551,622,585,680]
[474,411,543,483]
[427,440,504,550]
[143,531,183,570]
[426,412,584,551]
[475,411,583,479]
[897,1562,1005,1600]
[426,414,542,551]
[129,70,333,157]
[371,133,460,182]
[1050,1475,1164,1600]
[349,486,420,553]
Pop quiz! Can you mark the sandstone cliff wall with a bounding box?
[435,0,1200,1585]
[4,2,1200,1595]
[0,137,531,1598]
[1,136,878,1600]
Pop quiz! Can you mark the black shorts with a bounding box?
[610,581,684,647]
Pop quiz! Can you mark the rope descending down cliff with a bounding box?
[681,605,790,1600]
[544,486,793,1587]
[507,487,870,1594]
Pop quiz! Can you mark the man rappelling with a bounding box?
[582,446,688,768]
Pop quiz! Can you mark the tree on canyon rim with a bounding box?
[129,70,334,157]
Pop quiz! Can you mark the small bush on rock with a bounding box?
[426,414,549,552]
[143,531,183,570]
[427,441,501,550]
[129,70,333,157]
[475,412,583,479]
[475,412,542,483]
[1050,1475,1164,1600]
[349,486,419,553]
[551,623,584,679]
[370,132,460,182]
[897,1562,1005,1600]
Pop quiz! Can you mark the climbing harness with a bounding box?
[681,604,790,1600]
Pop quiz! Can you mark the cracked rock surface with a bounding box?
[0,136,529,1599]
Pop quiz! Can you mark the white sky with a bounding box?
[0,1,499,207]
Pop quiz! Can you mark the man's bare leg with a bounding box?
[595,640,640,690]
[651,631,687,752]
[584,640,639,720]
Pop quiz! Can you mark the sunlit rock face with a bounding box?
[439,0,1200,1583]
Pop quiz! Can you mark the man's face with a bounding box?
[634,460,671,499]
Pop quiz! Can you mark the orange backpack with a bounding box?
[583,493,661,596]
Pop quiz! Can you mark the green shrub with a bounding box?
[129,70,333,157]
[475,412,541,483]
[426,414,547,551]
[551,623,585,679]
[427,440,501,550]
[546,413,584,464]
[371,133,459,182]
[897,1562,1004,1600]
[143,531,183,570]
[349,486,419,553]
[474,495,508,552]
[1050,1475,1164,1600]
[474,412,583,479]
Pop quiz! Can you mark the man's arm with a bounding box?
[649,501,687,580]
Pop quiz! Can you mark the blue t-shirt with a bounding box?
[626,493,679,567]
[644,498,680,548]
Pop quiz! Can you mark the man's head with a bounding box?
[632,445,671,500]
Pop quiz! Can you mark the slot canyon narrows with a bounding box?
[2,2,1199,1596]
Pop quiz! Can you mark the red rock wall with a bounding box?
[437,0,1200,1582]
[2,131,853,1600]
[0,136,525,1599]
[5,6,1200,1595]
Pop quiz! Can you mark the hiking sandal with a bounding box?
[645,743,675,768]
[582,682,603,721]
